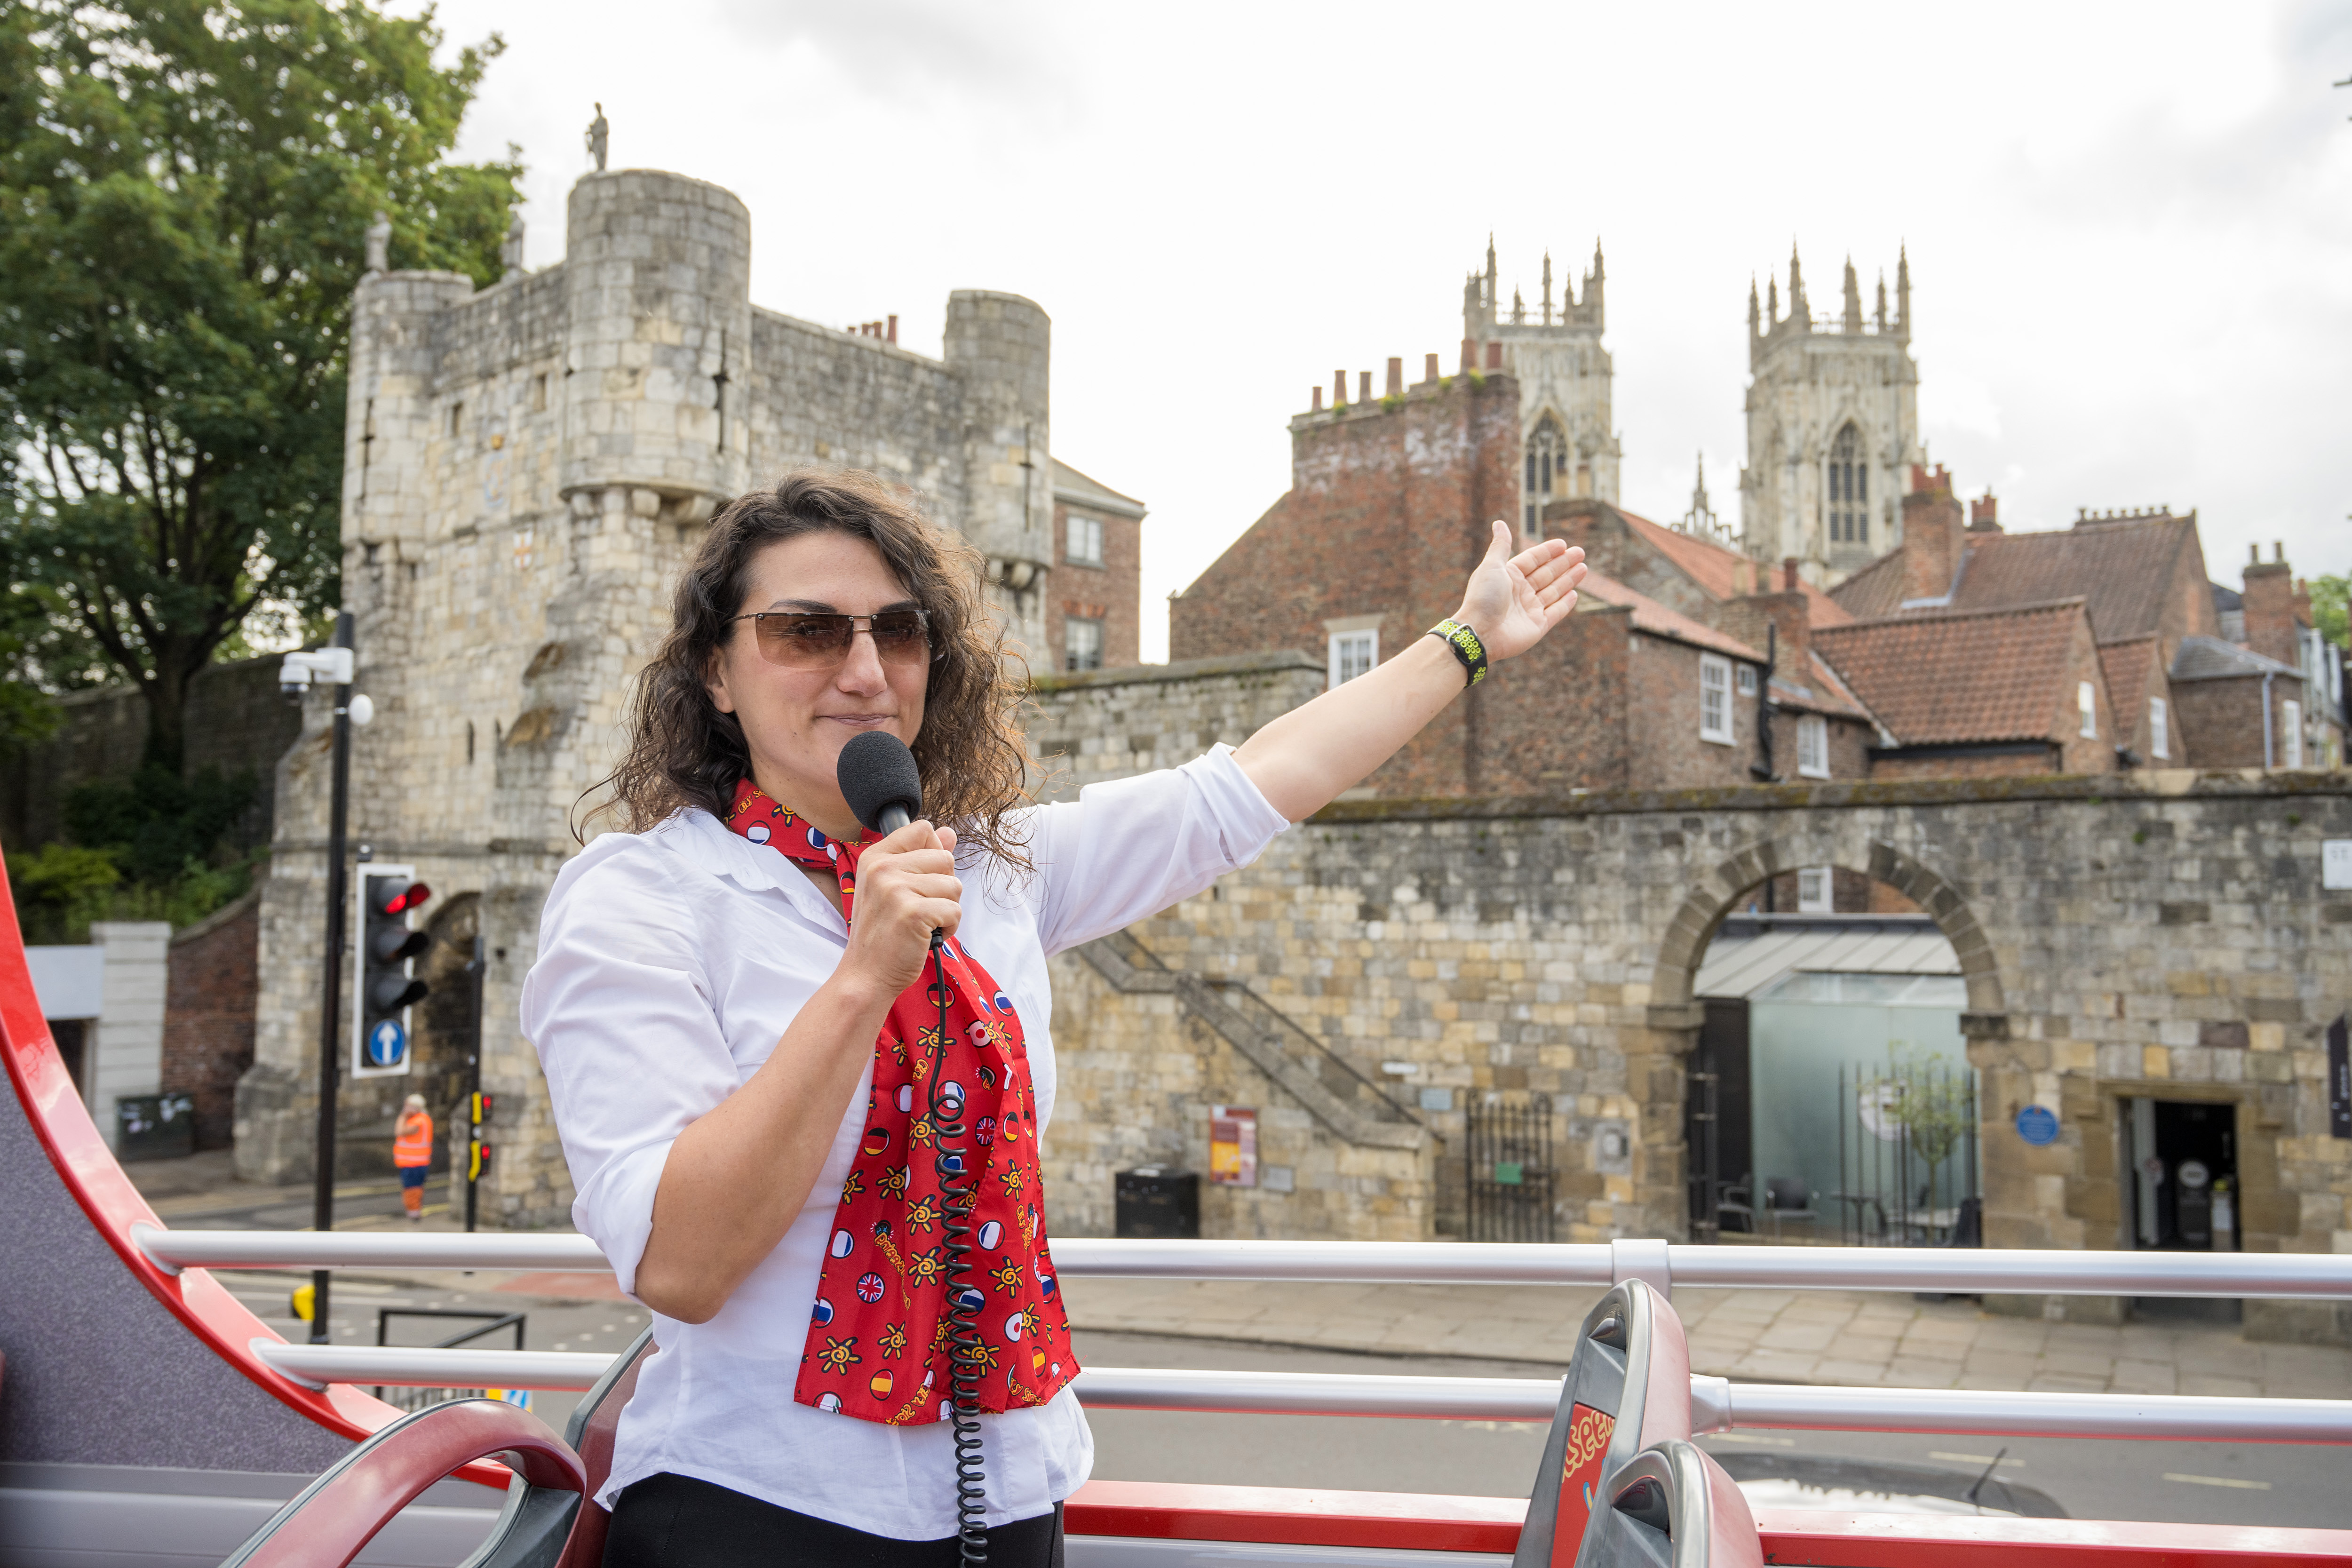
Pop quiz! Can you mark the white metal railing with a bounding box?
[244,1343,2352,1445]
[139,1227,2352,1302]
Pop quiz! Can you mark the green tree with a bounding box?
[0,1,520,771]
[2310,571,2348,649]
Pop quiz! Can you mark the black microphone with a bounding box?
[837,730,925,836]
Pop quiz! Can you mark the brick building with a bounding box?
[1168,370,1879,799]
[161,890,260,1151]
[1837,489,2347,772]
[1046,458,1146,673]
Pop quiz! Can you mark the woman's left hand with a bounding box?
[1453,521,1586,661]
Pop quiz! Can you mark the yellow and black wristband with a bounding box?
[1428,619,1488,686]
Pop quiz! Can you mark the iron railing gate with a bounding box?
[1466,1090,1554,1242]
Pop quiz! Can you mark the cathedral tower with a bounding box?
[1462,238,1621,527]
[1739,245,1921,582]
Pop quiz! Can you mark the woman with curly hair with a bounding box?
[523,468,1583,1568]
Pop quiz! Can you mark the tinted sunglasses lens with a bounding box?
[870,613,930,658]
[755,614,852,665]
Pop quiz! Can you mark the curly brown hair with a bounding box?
[592,469,1032,861]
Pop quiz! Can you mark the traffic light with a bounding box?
[354,864,431,1078]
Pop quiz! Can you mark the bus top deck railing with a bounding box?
[133,1227,2352,1301]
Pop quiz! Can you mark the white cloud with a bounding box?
[414,0,2352,656]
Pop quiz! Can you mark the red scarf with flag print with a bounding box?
[724,779,1077,1425]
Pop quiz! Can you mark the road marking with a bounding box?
[1703,1433,1794,1448]
[2162,1473,2271,1490]
[1929,1452,2025,1468]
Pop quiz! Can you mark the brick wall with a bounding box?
[2174,673,2294,769]
[1168,369,1519,800]
[162,890,260,1150]
[1047,500,1142,673]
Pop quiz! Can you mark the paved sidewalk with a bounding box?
[1057,1276,2352,1401]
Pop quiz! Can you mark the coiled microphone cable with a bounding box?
[925,929,989,1562]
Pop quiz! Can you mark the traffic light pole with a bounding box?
[309,611,355,1345]
[465,935,485,1233]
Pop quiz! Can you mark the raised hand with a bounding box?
[1453,521,1585,662]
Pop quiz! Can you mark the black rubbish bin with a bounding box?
[1115,1166,1200,1239]
[116,1092,195,1163]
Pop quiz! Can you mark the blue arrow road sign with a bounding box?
[366,1019,407,1069]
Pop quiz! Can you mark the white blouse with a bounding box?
[522,746,1290,1539]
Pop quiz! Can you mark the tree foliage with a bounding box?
[2310,572,2348,649]
[0,1,519,769]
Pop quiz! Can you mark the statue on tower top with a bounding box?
[364,210,390,275]
[587,102,609,172]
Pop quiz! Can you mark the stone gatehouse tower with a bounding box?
[233,167,1057,1222]
[1739,246,1923,583]
[1462,238,1621,525]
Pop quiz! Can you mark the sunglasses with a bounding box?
[729,609,934,668]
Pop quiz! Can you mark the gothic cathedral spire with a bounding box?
[1842,257,1863,334]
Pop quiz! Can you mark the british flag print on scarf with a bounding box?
[724,779,1078,1424]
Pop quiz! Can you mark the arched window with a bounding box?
[1827,423,1867,545]
[1525,420,1568,532]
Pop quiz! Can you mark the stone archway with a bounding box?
[1630,829,2008,1236]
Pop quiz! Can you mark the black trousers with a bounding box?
[604,1472,1066,1568]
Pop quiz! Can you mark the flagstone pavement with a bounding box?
[1056,1275,2352,1401]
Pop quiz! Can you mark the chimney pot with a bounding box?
[2273,541,2284,563]
[1359,370,1372,404]
[1335,370,1347,407]
[1485,341,1503,371]
[1424,352,1440,383]
[1385,357,1403,398]
[886,313,898,344]
[1311,387,1323,413]
[1782,556,1801,592]
[1460,337,1475,375]
[2250,543,2260,564]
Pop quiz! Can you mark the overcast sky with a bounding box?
[422,0,2352,660]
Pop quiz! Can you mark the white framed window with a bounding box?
[1736,665,1759,698]
[1329,629,1377,688]
[2149,697,2170,761]
[2078,680,2098,738]
[1699,654,1733,744]
[1796,713,1829,778]
[1063,616,1104,672]
[2282,699,2304,768]
[1065,512,1104,567]
[1797,867,1833,912]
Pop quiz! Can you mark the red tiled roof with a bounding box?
[1577,570,1766,662]
[1811,599,2092,746]
[1769,651,1875,724]
[1613,509,1856,628]
[1828,549,1908,621]
[2098,636,2156,710]
[1945,516,2199,643]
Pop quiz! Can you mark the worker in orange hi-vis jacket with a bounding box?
[393,1093,433,1221]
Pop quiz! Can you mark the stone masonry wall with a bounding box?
[1022,654,2352,1339]
[0,657,302,853]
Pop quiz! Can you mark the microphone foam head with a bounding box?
[836,730,925,835]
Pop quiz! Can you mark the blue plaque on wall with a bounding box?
[2014,1105,2059,1146]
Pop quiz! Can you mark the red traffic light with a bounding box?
[368,879,432,916]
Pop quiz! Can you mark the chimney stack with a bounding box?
[1334,370,1347,408]
[1899,479,1965,604]
[1722,557,1814,677]
[1460,337,1475,375]
[886,314,898,345]
[1385,357,1403,398]
[1359,370,1372,404]
[1311,386,1323,413]
[1968,493,2001,532]
[2242,546,2298,667]
[1485,341,1503,371]
[1424,352,1440,383]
